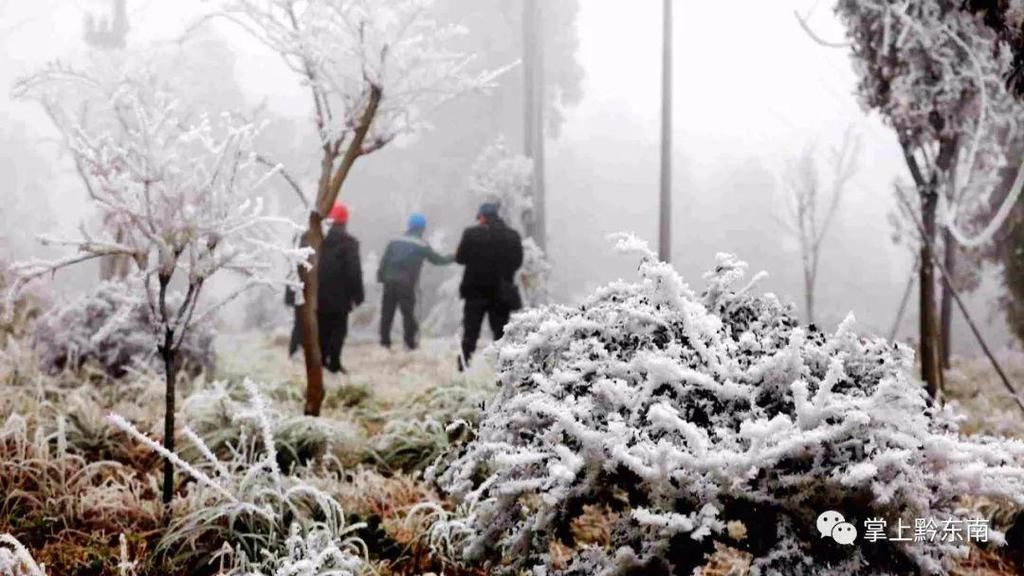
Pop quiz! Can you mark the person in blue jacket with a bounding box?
[377,213,454,350]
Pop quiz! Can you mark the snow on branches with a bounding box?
[108,380,366,574]
[7,68,307,338]
[33,280,214,379]
[836,0,1023,248]
[0,534,46,576]
[429,235,1024,575]
[467,137,535,230]
[209,0,503,163]
[9,66,308,502]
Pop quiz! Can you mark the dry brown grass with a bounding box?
[4,326,1024,575]
[945,352,1024,438]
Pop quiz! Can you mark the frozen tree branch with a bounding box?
[842,0,1022,252]
[794,9,851,48]
[777,129,859,323]
[255,153,309,208]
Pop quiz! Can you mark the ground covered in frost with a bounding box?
[2,247,1024,576]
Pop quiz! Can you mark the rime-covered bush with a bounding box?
[108,380,365,575]
[33,280,214,378]
[181,380,364,472]
[430,235,1024,576]
[0,534,46,576]
[369,369,493,472]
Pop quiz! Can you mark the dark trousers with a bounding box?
[288,307,303,357]
[318,311,349,373]
[461,297,511,365]
[380,282,418,349]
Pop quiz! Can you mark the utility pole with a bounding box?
[659,0,673,263]
[523,0,546,250]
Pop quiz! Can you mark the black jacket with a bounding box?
[378,233,453,287]
[455,218,524,300]
[317,224,364,314]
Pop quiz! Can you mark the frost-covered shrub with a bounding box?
[430,235,1024,576]
[181,380,364,472]
[34,280,214,379]
[0,534,46,576]
[369,370,493,472]
[519,237,551,308]
[108,380,365,575]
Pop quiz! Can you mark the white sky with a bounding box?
[0,0,905,225]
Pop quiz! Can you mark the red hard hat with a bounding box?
[329,202,349,223]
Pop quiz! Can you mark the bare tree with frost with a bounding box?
[7,69,307,504]
[201,0,502,416]
[836,0,1024,397]
[778,129,860,325]
[427,235,1024,576]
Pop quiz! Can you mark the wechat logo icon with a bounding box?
[817,510,857,545]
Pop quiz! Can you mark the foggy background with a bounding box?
[0,0,1013,353]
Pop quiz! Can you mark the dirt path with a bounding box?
[216,331,469,407]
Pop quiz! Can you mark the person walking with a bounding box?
[377,213,454,350]
[285,232,309,358]
[455,203,524,368]
[317,202,364,374]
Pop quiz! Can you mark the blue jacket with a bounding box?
[377,232,454,287]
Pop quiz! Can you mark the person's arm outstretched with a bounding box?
[425,243,455,266]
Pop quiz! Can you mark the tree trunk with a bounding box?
[940,229,955,368]
[658,0,673,263]
[523,0,546,249]
[301,212,325,416]
[900,138,949,399]
[804,268,815,326]
[100,228,130,281]
[888,261,917,342]
[919,187,944,398]
[160,326,177,505]
[300,84,382,417]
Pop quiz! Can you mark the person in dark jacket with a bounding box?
[285,232,310,358]
[455,203,524,368]
[317,202,364,374]
[378,213,454,350]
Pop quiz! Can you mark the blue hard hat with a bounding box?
[478,203,500,218]
[408,212,427,230]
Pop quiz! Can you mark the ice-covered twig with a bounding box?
[0,534,46,576]
[107,413,239,502]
